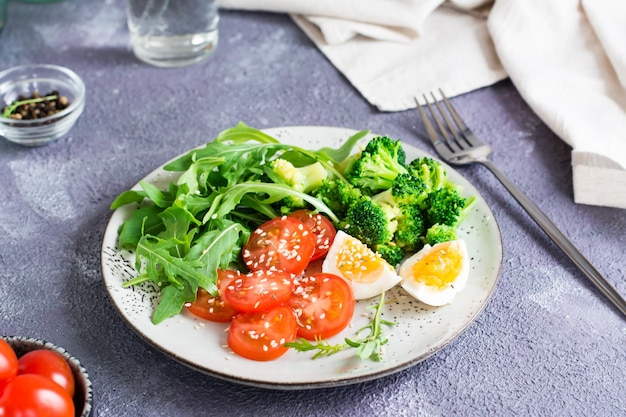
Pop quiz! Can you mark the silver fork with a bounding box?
[417,89,626,319]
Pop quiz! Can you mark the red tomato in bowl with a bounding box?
[288,273,355,340]
[288,210,337,261]
[227,305,298,361]
[0,374,74,417]
[187,269,239,322]
[243,216,316,275]
[17,349,75,397]
[0,339,18,383]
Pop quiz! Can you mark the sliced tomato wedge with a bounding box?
[288,210,337,261]
[227,305,297,361]
[242,216,316,275]
[187,269,239,322]
[224,269,294,313]
[288,273,355,340]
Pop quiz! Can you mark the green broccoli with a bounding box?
[406,156,447,192]
[267,158,328,213]
[374,242,405,267]
[344,136,408,194]
[423,186,470,227]
[371,173,427,251]
[423,223,457,246]
[344,196,400,247]
[314,178,363,219]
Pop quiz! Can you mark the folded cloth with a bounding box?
[219,0,508,111]
[489,0,626,209]
[220,0,626,209]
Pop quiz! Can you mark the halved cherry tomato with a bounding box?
[0,374,74,417]
[288,210,337,261]
[0,339,18,383]
[242,216,316,275]
[18,349,75,397]
[227,305,297,361]
[224,270,294,313]
[187,269,239,322]
[288,273,355,340]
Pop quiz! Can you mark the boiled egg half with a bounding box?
[322,230,402,300]
[399,239,469,306]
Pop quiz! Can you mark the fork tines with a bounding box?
[416,89,473,153]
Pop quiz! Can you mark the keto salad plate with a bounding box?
[101,126,502,389]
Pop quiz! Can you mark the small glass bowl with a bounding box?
[2,336,93,417]
[0,64,85,146]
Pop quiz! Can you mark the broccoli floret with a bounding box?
[371,173,427,251]
[389,172,429,208]
[344,196,400,247]
[345,136,408,194]
[423,223,457,246]
[314,178,363,219]
[423,186,469,227]
[268,158,328,213]
[393,204,426,251]
[406,157,447,192]
[375,243,405,267]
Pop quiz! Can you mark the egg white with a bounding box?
[399,239,469,306]
[322,231,402,300]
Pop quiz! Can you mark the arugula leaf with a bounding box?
[201,182,339,224]
[110,190,146,209]
[345,293,396,361]
[283,337,347,360]
[123,219,249,324]
[117,205,165,249]
[315,129,370,163]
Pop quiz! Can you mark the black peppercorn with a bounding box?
[1,91,71,120]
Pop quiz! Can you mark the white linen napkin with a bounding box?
[218,0,626,209]
[219,0,507,111]
[489,0,626,209]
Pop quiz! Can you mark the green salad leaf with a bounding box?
[111,122,358,324]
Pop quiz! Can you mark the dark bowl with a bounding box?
[2,336,93,417]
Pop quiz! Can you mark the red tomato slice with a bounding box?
[224,270,294,313]
[187,269,239,322]
[227,305,297,361]
[0,339,18,382]
[288,273,355,340]
[288,210,337,261]
[17,349,75,397]
[243,216,316,275]
[0,374,74,417]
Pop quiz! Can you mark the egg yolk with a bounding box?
[335,237,389,284]
[411,241,464,288]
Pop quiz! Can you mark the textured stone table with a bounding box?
[1,1,625,416]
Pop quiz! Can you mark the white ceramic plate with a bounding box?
[101,126,502,390]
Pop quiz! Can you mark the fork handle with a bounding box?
[479,159,626,318]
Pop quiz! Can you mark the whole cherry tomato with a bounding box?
[0,374,74,417]
[18,349,75,397]
[0,340,18,383]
